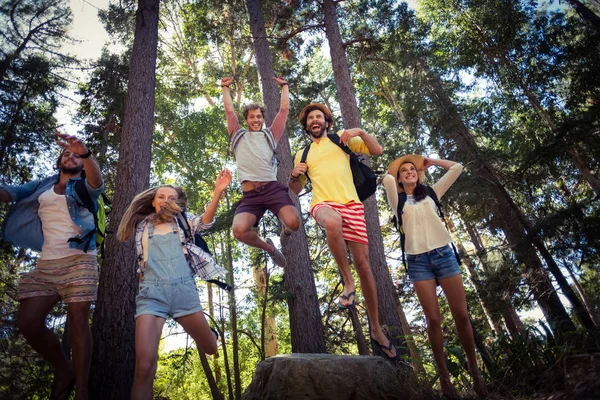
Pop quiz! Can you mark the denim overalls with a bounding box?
[134,223,202,319]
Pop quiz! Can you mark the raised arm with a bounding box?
[221,77,241,135]
[56,132,103,189]
[202,169,232,225]
[340,128,383,156]
[424,157,463,199]
[269,76,289,142]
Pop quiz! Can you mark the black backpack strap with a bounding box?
[69,179,97,252]
[395,192,408,270]
[206,279,233,292]
[300,143,312,181]
[175,213,194,243]
[327,133,352,155]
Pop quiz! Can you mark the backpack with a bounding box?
[69,179,111,254]
[300,133,377,202]
[175,213,233,292]
[392,186,461,269]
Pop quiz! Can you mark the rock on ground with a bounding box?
[243,353,422,400]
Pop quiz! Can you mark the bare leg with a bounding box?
[67,301,92,400]
[314,207,355,306]
[176,312,218,355]
[347,241,396,359]
[276,205,300,233]
[440,275,488,398]
[131,315,165,400]
[17,295,74,397]
[413,279,458,399]
[232,212,273,253]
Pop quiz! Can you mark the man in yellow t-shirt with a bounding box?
[289,103,397,361]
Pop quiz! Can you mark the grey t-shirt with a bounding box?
[233,129,277,182]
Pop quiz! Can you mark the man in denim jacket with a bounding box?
[0,132,103,400]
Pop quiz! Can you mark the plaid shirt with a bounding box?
[134,212,225,280]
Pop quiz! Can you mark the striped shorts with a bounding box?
[16,254,98,304]
[311,201,368,245]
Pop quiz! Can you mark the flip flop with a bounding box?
[371,336,399,361]
[50,378,75,400]
[336,290,356,310]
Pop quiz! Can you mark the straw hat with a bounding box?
[298,103,333,128]
[387,154,426,193]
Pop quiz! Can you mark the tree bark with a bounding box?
[197,347,224,400]
[245,0,327,353]
[89,1,159,398]
[322,0,408,357]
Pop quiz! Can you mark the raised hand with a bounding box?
[215,169,232,193]
[272,76,288,86]
[55,130,89,156]
[221,77,234,88]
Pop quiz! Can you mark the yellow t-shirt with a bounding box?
[293,130,370,209]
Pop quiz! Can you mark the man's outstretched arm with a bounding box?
[269,77,289,143]
[221,77,240,136]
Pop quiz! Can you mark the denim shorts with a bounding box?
[135,276,202,319]
[407,245,461,282]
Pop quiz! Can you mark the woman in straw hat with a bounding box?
[382,155,487,399]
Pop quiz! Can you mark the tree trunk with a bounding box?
[89,1,159,398]
[322,0,408,357]
[197,347,224,400]
[564,260,600,327]
[245,0,327,354]
[415,57,576,337]
[565,0,600,31]
[395,300,425,374]
[223,225,241,400]
[207,282,223,382]
[252,256,279,357]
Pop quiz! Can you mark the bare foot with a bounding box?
[440,375,458,399]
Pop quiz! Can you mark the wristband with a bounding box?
[281,83,288,86]
[289,174,300,182]
[80,149,93,159]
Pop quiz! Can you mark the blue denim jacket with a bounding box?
[1,175,104,252]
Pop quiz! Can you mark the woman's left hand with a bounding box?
[422,157,434,169]
[215,169,232,193]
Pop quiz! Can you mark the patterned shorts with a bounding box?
[311,201,369,245]
[16,254,98,304]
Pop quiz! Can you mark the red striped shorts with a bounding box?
[311,201,368,245]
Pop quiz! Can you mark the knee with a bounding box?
[286,217,300,232]
[67,304,91,330]
[135,357,158,381]
[17,314,44,337]
[453,311,471,328]
[353,255,370,272]
[323,219,342,236]
[203,338,218,355]
[232,224,247,241]
[425,314,443,328]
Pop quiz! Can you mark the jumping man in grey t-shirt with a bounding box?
[221,76,300,267]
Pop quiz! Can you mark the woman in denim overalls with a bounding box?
[118,170,231,399]
[383,155,487,399]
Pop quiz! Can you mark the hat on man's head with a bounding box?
[298,103,333,129]
[387,154,426,193]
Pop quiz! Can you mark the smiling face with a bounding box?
[305,109,329,138]
[244,108,265,132]
[398,162,419,186]
[152,187,179,214]
[58,150,84,175]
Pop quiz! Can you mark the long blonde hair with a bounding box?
[117,185,184,241]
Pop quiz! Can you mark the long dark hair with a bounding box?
[397,162,429,202]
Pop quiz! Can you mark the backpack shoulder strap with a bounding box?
[425,186,443,218]
[327,133,352,155]
[396,192,408,227]
[300,143,312,181]
[176,213,194,243]
[74,179,95,214]
[262,128,277,153]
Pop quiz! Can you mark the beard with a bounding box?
[60,164,84,175]
[308,123,327,138]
